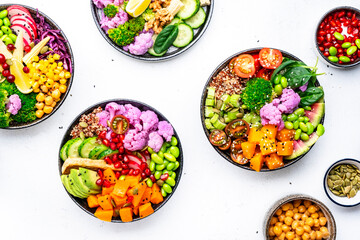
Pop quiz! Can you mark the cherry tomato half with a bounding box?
[256,68,273,80]
[225,119,250,139]
[233,54,256,78]
[209,129,228,146]
[110,115,129,134]
[231,152,249,165]
[259,48,283,69]
[252,54,261,73]
[219,138,231,150]
[228,57,238,75]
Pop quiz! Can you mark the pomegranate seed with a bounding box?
[347,11,352,18]
[117,141,123,147]
[320,23,325,29]
[319,30,326,36]
[129,169,134,175]
[149,174,156,182]
[317,36,324,42]
[97,169,104,178]
[134,169,140,175]
[2,63,9,70]
[110,142,116,150]
[338,48,343,53]
[141,172,146,178]
[352,13,357,21]
[119,135,125,141]
[347,26,353,34]
[111,132,117,138]
[118,154,123,160]
[0,54,5,64]
[2,69,10,77]
[114,162,121,169]
[127,196,134,203]
[99,131,107,139]
[334,43,340,48]
[324,52,330,57]
[102,138,110,147]
[319,46,324,51]
[121,169,129,175]
[122,164,129,169]
[23,66,30,73]
[140,162,147,171]
[112,154,118,162]
[104,156,112,164]
[330,20,336,27]
[24,45,31,53]
[125,149,132,155]
[119,146,124,153]
[144,150,149,155]
[7,75,15,83]
[96,178,103,186]
[161,173,169,181]
[144,168,150,176]
[339,60,343,64]
[7,44,15,51]
[326,33,331,42]
[103,179,111,188]
[123,155,129,163]
[112,137,119,143]
[338,11,345,18]
[353,28,359,35]
[115,172,121,179]
[324,42,331,47]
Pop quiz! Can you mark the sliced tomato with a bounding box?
[110,115,129,134]
[219,138,231,150]
[228,57,238,75]
[233,54,256,78]
[256,68,273,80]
[252,54,261,73]
[231,152,249,165]
[225,119,250,139]
[259,48,283,69]
[209,129,227,146]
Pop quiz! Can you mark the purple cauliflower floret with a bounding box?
[93,0,113,8]
[100,10,128,32]
[260,103,284,130]
[299,82,308,92]
[148,132,164,152]
[123,129,148,151]
[157,121,174,142]
[6,94,21,115]
[140,110,159,132]
[123,30,154,55]
[123,104,142,127]
[96,110,110,127]
[278,89,301,114]
[114,0,124,5]
[105,102,123,122]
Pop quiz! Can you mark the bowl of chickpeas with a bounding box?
[264,194,336,240]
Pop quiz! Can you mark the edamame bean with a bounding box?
[169,146,180,158]
[162,183,172,194]
[293,120,299,130]
[280,77,288,88]
[162,170,172,176]
[287,114,298,122]
[356,39,360,49]
[166,162,175,171]
[161,187,167,197]
[316,124,325,136]
[294,108,305,116]
[146,178,153,188]
[163,159,169,167]
[299,122,308,132]
[294,129,302,140]
[339,56,351,63]
[300,133,309,141]
[329,46,337,56]
[347,46,358,56]
[154,171,162,180]
[173,161,180,171]
[165,177,176,187]
[1,35,6,41]
[334,32,344,41]
[0,30,3,38]
[119,175,126,181]
[171,136,178,146]
[1,26,11,35]
[164,152,176,162]
[328,56,339,62]
[155,164,165,171]
[171,172,176,179]
[158,151,164,159]
[304,106,312,111]
[3,17,10,27]
[273,75,282,85]
[0,10,8,19]
[148,147,154,154]
[149,161,155,172]
[306,122,314,135]
[298,117,304,122]
[284,121,293,130]
[160,144,167,153]
[151,153,164,164]
[8,33,16,43]
[303,117,309,123]
[274,84,283,96]
[282,114,287,121]
[341,42,352,49]
[0,19,3,27]
[3,36,13,45]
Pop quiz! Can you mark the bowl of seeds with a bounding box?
[324,158,360,207]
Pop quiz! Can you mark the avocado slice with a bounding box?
[79,167,101,191]
[68,173,88,199]
[70,169,99,196]
[61,175,77,197]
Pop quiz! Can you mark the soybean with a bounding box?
[294,129,302,140]
[0,19,3,27]
[334,32,344,41]
[328,56,339,62]
[306,122,314,135]
[119,175,126,181]
[304,106,312,111]
[171,136,178,146]
[8,33,17,43]
[284,121,293,130]
[165,177,176,187]
[169,146,180,158]
[299,122,308,132]
[148,146,154,154]
[339,56,351,63]
[151,153,164,164]
[3,17,10,27]
[300,132,309,141]
[341,42,352,49]
[162,170,172,176]
[149,161,156,172]
[3,36,13,45]
[347,46,358,56]
[316,124,325,136]
[294,108,305,116]
[298,117,305,122]
[163,159,169,167]
[146,178,153,188]
[303,117,309,123]
[1,26,11,35]
[287,113,298,122]
[293,120,299,130]
[161,188,167,197]
[0,30,3,38]
[329,46,337,56]
[158,151,164,159]
[274,84,283,96]
[164,152,176,162]
[356,39,360,49]
[0,10,8,19]
[166,162,175,171]
[154,171,162,180]
[159,144,167,153]
[280,77,288,88]
[171,172,176,179]
[156,180,164,187]
[273,75,282,85]
[173,161,180,170]
[162,183,173,194]
[155,164,165,171]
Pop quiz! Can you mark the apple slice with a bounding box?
[11,24,32,46]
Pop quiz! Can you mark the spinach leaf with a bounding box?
[154,25,179,54]
[298,87,324,106]
[270,60,297,82]
[282,63,314,88]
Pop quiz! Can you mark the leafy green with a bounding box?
[103,4,119,18]
[154,24,179,54]
[240,78,273,113]
[0,88,10,128]
[298,87,324,107]
[108,17,145,47]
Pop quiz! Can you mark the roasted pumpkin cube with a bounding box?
[250,152,265,172]
[120,207,133,222]
[265,153,284,170]
[261,124,278,140]
[110,193,127,207]
[139,203,154,219]
[241,142,257,159]
[277,141,294,156]
[276,129,295,142]
[87,195,99,208]
[102,185,114,195]
[259,138,277,156]
[248,127,264,144]
[150,183,164,205]
[103,169,117,184]
[140,187,152,205]
[127,181,147,207]
[98,195,113,210]
[94,207,113,222]
[113,180,130,198]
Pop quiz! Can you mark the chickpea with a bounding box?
[313,219,319,228]
[294,238,300,240]
[294,213,302,221]
[318,212,325,218]
[35,102,44,110]
[301,214,308,221]
[282,224,290,233]
[43,106,53,114]
[309,231,316,240]
[303,200,311,208]
[276,222,283,227]
[298,220,305,227]
[35,110,44,118]
[320,227,330,238]
[36,92,45,102]
[274,226,283,236]
[310,213,319,219]
[293,200,302,208]
[303,225,311,233]
[307,205,317,214]
[40,84,48,93]
[271,217,278,225]
[298,205,306,213]
[59,84,67,93]
[293,208,299,214]
[284,217,293,226]
[278,214,286,222]
[51,102,56,108]
[52,89,61,99]
[302,232,310,240]
[276,209,283,216]
[285,210,294,218]
[296,227,304,236]
[292,220,299,229]
[282,203,294,211]
[319,217,327,226]
[285,231,295,240]
[305,217,314,227]
[304,210,310,216]
[269,227,276,237]
[279,232,286,240]
[315,231,322,240]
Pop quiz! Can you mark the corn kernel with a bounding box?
[59,85,67,93]
[49,58,55,63]
[53,54,60,60]
[56,66,63,71]
[46,71,54,79]
[43,106,53,114]
[45,81,53,88]
[52,82,60,90]
[36,93,45,102]
[59,79,67,85]
[65,72,71,79]
[35,102,44,110]
[40,85,48,93]
[51,102,56,108]
[33,56,39,62]
[33,88,40,93]
[32,82,39,89]
[51,62,57,69]
[52,89,61,99]
[44,60,49,67]
[45,96,54,106]
[34,74,40,80]
[54,75,60,81]
[58,62,63,67]
[36,110,44,118]
[59,71,65,78]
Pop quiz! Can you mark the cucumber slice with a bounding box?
[98,149,119,160]
[185,7,206,28]
[60,139,74,161]
[79,137,99,158]
[89,145,109,159]
[148,34,167,56]
[177,0,200,20]
[66,138,83,158]
[169,17,182,25]
[173,23,193,48]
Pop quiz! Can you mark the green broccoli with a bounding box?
[108,17,145,47]
[240,78,273,113]
[142,8,155,21]
[0,88,10,128]
[128,17,145,34]
[103,4,119,18]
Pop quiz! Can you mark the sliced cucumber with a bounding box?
[60,139,74,161]
[169,17,182,25]
[177,0,200,20]
[98,149,119,160]
[148,34,167,56]
[79,137,99,158]
[185,7,206,28]
[66,138,83,158]
[89,145,109,159]
[173,23,193,48]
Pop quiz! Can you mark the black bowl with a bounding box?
[314,6,360,69]
[90,0,214,61]
[200,48,325,172]
[58,99,183,222]
[0,3,74,129]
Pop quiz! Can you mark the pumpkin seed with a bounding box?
[79,121,88,128]
[79,132,85,140]
[327,163,360,198]
[40,46,49,54]
[30,42,35,48]
[350,189,356,198]
[344,186,351,194]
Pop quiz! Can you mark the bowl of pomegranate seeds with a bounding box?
[58,99,183,222]
[315,6,360,68]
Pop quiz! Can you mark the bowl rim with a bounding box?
[314,5,360,69]
[90,0,214,62]
[200,47,325,172]
[0,3,75,130]
[323,158,360,207]
[58,98,184,223]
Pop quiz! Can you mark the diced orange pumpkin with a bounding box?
[87,195,99,208]
[139,203,154,219]
[125,175,141,188]
[259,138,277,156]
[248,127,264,144]
[265,153,284,170]
[276,129,295,142]
[241,142,256,159]
[150,183,164,204]
[261,124,278,139]
[94,207,113,222]
[140,187,153,205]
[103,169,117,184]
[113,180,130,198]
[110,193,127,207]
[250,152,265,172]
[102,185,114,195]
[120,207,133,222]
[127,181,147,207]
[98,195,113,210]
[96,193,102,198]
[277,141,294,156]
[133,206,139,216]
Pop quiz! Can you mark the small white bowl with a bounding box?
[324,158,360,207]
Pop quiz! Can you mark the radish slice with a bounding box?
[11,15,36,31]
[126,154,142,165]
[11,24,32,45]
[7,5,31,16]
[7,6,32,21]
[11,19,37,39]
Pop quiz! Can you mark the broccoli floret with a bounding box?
[108,17,145,46]
[128,17,145,34]
[142,8,155,21]
[0,88,10,128]
[240,78,273,113]
[103,4,119,18]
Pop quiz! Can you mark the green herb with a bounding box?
[154,24,179,54]
[0,88,10,128]
[108,17,145,46]
[298,86,324,107]
[240,78,273,113]
[103,4,119,18]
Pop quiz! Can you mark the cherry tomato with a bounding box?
[252,54,261,72]
[233,54,256,78]
[225,119,250,139]
[231,152,249,165]
[259,48,283,69]
[110,115,129,134]
[209,129,227,146]
[256,68,273,80]
[228,57,238,75]
[218,138,231,150]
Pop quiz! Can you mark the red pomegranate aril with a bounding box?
[7,75,15,83]
[112,137,119,143]
[121,169,129,175]
[0,54,5,64]
[338,11,345,18]
[119,146,124,153]
[149,174,156,182]
[122,163,129,169]
[103,179,111,188]
[358,51,360,57]
[111,132,117,138]
[24,45,31,53]
[324,52,330,57]
[102,138,110,147]
[97,169,104,178]
[114,162,121,169]
[338,48,343,53]
[317,36,324,42]
[353,28,359,35]
[112,154,118,162]
[347,26,353,34]
[119,135,125,141]
[330,20,336,27]
[127,196,134,203]
[99,131,107,139]
[339,60,343,64]
[96,178,103,186]
[160,173,169,181]
[134,169,140,175]
[2,63,9,70]
[352,13,357,20]
[110,142,117,150]
[7,44,15,51]
[326,34,331,42]
[335,20,341,26]
[324,42,331,47]
[319,46,325,51]
[145,168,151,176]
[141,172,146,179]
[319,30,326,36]
[347,11,352,17]
[118,154,123,161]
[2,69,10,77]
[123,155,129,163]
[23,66,30,73]
[140,162,147,171]
[320,23,325,29]
[115,172,121,179]
[104,156,112,164]
[125,149,132,155]
[334,43,340,48]
[129,169,134,175]
[325,24,330,30]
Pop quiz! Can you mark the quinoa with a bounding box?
[70,107,107,138]
[209,66,248,99]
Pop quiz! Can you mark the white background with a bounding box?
[1,0,360,239]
